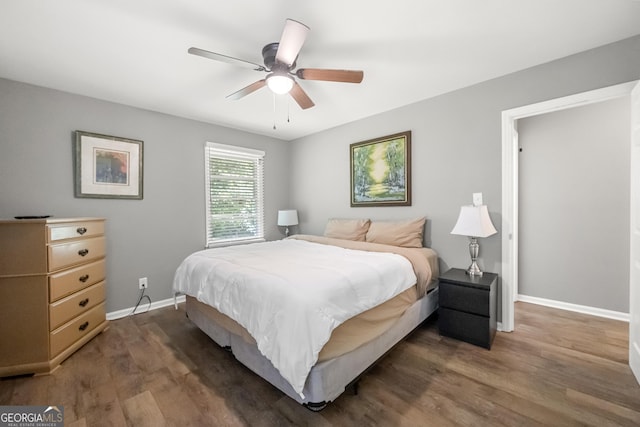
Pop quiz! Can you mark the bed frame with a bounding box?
[185,285,439,410]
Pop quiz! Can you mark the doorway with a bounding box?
[517,97,629,315]
[500,81,638,332]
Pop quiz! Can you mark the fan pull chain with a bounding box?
[273,93,277,130]
[287,98,291,123]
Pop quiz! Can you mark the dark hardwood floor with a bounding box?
[1,301,639,426]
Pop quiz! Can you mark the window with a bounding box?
[204,142,265,247]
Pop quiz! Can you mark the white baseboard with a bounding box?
[106,295,186,320]
[517,294,629,322]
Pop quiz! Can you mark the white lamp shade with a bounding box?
[277,209,299,226]
[451,205,497,238]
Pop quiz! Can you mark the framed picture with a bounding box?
[74,131,143,199]
[350,131,411,207]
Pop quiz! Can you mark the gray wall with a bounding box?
[289,35,640,309]
[0,78,290,313]
[518,97,630,312]
[1,35,639,316]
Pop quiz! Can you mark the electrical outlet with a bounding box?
[473,192,483,206]
[138,277,148,290]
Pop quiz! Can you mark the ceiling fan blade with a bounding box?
[289,82,315,110]
[226,79,267,100]
[296,68,364,83]
[188,47,265,71]
[275,19,310,67]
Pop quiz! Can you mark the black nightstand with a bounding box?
[438,268,497,349]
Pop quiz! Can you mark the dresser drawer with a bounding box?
[48,221,104,242]
[48,237,105,271]
[49,281,105,330]
[49,259,106,302]
[439,281,490,316]
[50,303,105,357]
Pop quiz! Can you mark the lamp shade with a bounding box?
[451,205,497,238]
[277,209,299,226]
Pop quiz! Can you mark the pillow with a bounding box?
[324,218,371,241]
[365,217,426,248]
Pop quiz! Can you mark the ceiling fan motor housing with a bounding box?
[262,42,295,71]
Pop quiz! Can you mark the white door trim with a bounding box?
[500,81,638,332]
[629,81,640,384]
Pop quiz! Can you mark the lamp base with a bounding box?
[466,261,483,276]
[466,237,483,276]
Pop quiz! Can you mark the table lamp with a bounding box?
[451,205,497,276]
[277,209,298,237]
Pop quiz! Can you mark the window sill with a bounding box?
[206,237,265,249]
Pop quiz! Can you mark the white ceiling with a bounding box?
[1,1,639,141]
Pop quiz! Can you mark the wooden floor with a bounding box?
[1,302,639,426]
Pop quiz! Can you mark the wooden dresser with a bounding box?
[0,217,108,377]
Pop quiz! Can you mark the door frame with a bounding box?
[500,80,638,332]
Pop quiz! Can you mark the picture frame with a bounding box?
[350,131,411,207]
[74,131,143,199]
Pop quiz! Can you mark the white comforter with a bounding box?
[172,238,417,397]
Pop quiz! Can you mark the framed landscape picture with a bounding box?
[350,131,411,207]
[74,131,143,199]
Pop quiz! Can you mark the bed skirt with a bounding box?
[185,286,439,409]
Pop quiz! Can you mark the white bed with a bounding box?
[173,223,439,410]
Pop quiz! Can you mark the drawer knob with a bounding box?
[76,227,87,235]
[78,249,89,257]
[79,298,89,307]
[79,274,90,283]
[78,321,89,331]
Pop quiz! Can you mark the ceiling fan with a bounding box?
[188,19,364,110]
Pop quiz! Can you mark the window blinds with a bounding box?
[204,142,265,247]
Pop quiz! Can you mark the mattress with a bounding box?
[176,241,439,359]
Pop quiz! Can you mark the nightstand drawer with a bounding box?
[50,303,106,357]
[439,281,490,316]
[439,307,494,349]
[49,281,105,330]
[48,236,105,271]
[49,259,106,302]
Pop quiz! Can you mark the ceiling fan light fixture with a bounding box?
[190,19,363,109]
[266,74,294,94]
